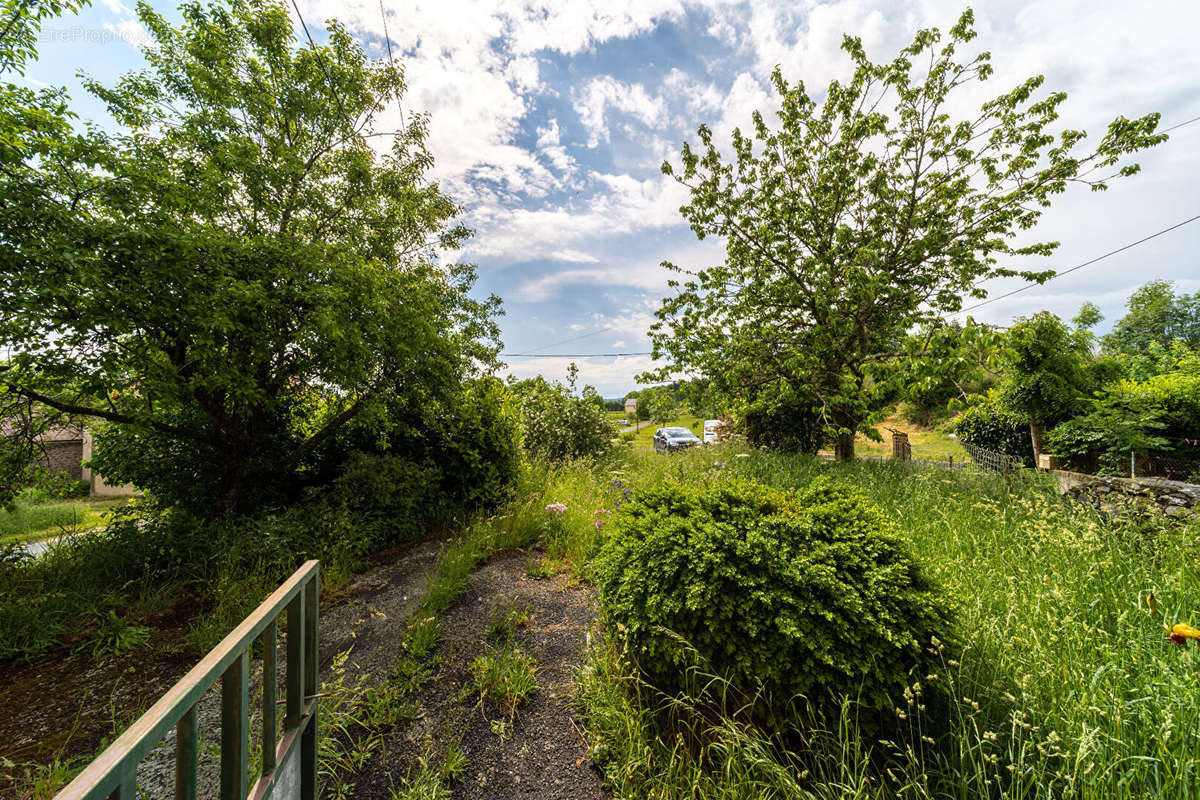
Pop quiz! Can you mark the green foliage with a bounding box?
[0,0,499,513]
[950,396,1035,465]
[508,366,615,462]
[1072,301,1104,330]
[1103,280,1200,354]
[549,448,1200,797]
[890,322,1004,426]
[595,474,952,724]
[1047,346,1200,474]
[646,390,680,425]
[739,382,824,453]
[645,9,1163,459]
[997,312,1094,459]
[81,609,153,660]
[470,642,537,712]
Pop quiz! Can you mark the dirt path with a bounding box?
[2,541,608,800]
[352,552,608,800]
[0,538,443,799]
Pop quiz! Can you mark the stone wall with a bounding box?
[1049,469,1200,521]
[38,438,84,482]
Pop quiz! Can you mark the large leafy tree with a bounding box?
[0,0,499,513]
[645,9,1164,459]
[1102,280,1200,355]
[0,0,90,500]
[996,312,1092,462]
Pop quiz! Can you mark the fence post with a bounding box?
[302,570,319,800]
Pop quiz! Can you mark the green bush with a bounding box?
[594,475,951,725]
[508,370,615,462]
[950,397,1035,465]
[740,384,824,453]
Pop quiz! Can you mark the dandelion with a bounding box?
[544,502,567,515]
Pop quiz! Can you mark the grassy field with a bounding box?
[819,414,968,461]
[625,416,705,450]
[532,446,1200,799]
[0,495,132,545]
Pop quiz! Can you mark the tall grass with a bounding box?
[551,447,1200,799]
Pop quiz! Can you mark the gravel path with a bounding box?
[351,552,609,800]
[0,538,443,800]
[130,539,445,800]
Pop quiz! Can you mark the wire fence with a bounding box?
[958,442,1026,474]
[1140,455,1200,483]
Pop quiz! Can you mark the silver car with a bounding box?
[653,426,701,453]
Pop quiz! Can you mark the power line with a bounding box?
[502,351,652,358]
[508,213,1200,355]
[288,0,350,127]
[955,213,1200,315]
[377,0,406,130]
[1161,115,1200,135]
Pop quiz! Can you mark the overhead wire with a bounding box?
[953,213,1200,315]
[288,0,350,128]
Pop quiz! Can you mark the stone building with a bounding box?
[26,424,134,496]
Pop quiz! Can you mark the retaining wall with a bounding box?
[1049,469,1200,520]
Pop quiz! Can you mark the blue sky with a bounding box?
[24,0,1200,397]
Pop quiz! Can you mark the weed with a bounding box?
[316,651,378,800]
[489,718,513,741]
[471,642,537,712]
[78,609,152,659]
[440,743,468,783]
[563,447,1200,798]
[524,556,555,580]
[361,682,423,729]
[388,759,451,800]
[485,598,529,642]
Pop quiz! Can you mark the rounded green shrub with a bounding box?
[950,396,1035,465]
[595,476,951,722]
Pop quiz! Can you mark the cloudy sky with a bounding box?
[26,0,1200,396]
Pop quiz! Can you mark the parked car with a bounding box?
[702,419,720,444]
[653,426,701,453]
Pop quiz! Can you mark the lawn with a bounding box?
[606,410,636,428]
[0,495,132,546]
[625,416,705,450]
[819,414,969,462]
[533,446,1200,799]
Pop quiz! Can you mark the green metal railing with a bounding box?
[53,560,320,800]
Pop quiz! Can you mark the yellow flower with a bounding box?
[1171,623,1200,641]
[1167,622,1200,646]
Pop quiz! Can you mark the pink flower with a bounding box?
[544,502,567,515]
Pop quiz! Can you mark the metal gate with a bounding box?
[53,560,320,800]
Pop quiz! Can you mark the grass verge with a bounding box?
[545,446,1200,799]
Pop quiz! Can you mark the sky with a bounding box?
[23,0,1200,397]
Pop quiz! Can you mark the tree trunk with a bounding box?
[1029,419,1046,465]
[834,430,855,462]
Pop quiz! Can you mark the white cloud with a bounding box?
[462,171,692,263]
[300,0,1199,337]
[502,354,660,391]
[518,265,667,301]
[573,76,669,147]
[549,248,600,263]
[104,18,152,47]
